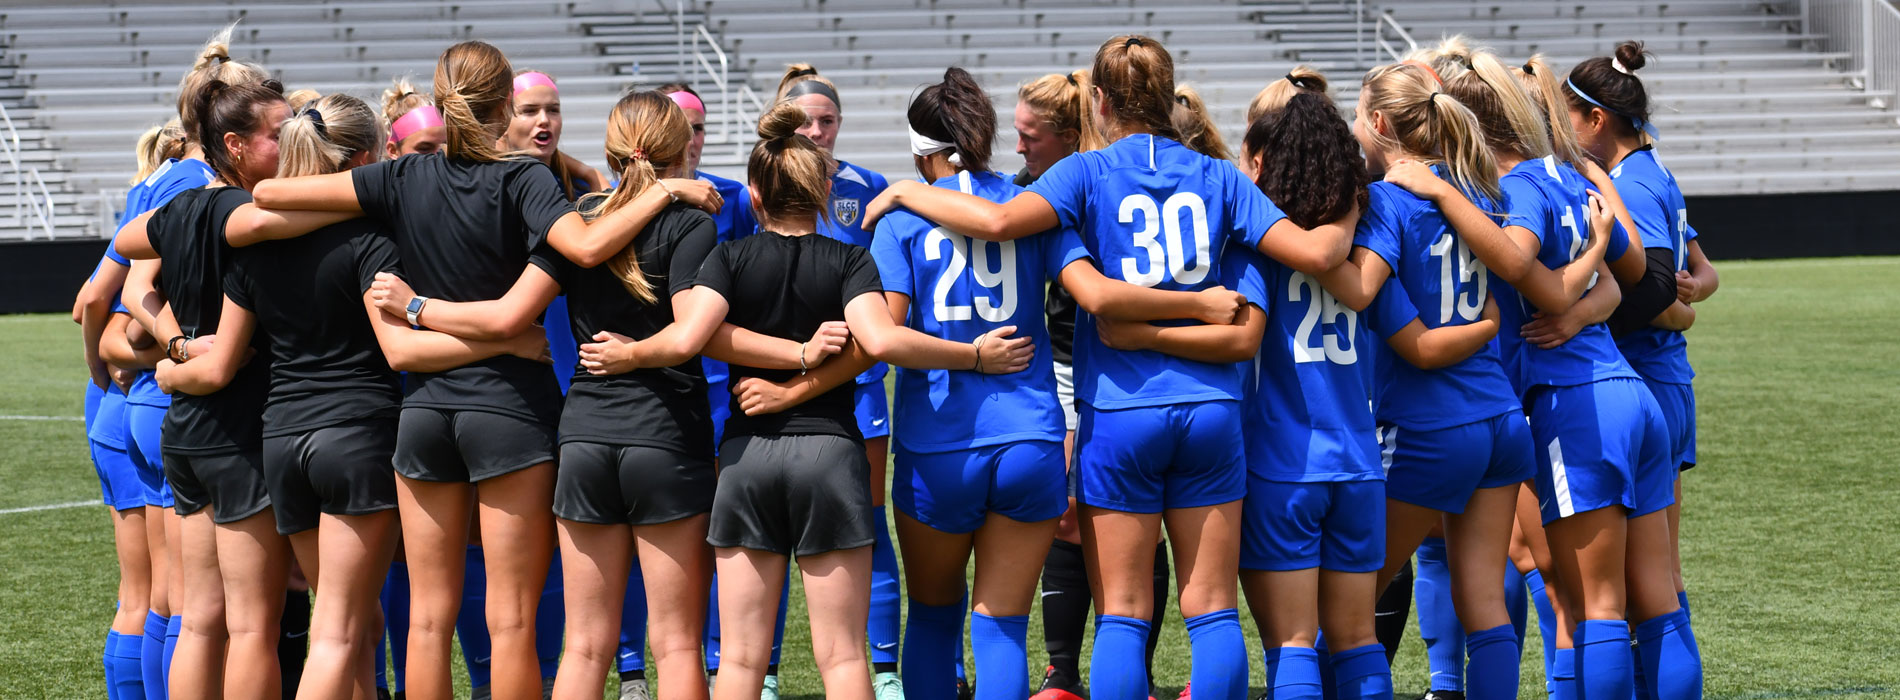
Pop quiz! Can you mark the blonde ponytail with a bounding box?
[1018,70,1106,153]
[1170,84,1230,160]
[277,93,382,179]
[1246,65,1330,123]
[176,23,269,141]
[579,91,692,303]
[433,41,514,163]
[1514,55,1589,166]
[130,122,187,183]
[1362,62,1502,204]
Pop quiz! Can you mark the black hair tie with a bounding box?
[1285,73,1306,89]
[1124,37,1143,48]
[1175,94,1189,106]
[788,67,817,79]
[1065,73,1078,86]
[302,107,328,141]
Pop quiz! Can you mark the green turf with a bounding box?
[4,257,1896,699]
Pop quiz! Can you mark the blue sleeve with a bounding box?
[103,244,130,267]
[870,216,913,298]
[1353,194,1404,272]
[730,187,758,242]
[1041,228,1089,282]
[1617,178,1672,255]
[868,170,890,196]
[1608,218,1631,261]
[1219,247,1270,312]
[1025,153,1091,233]
[1362,276,1419,340]
[1685,222,1698,242]
[1228,165,1288,250]
[1499,175,1549,238]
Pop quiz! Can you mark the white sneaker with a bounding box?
[620,678,652,700]
[873,671,906,700]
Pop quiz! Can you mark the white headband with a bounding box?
[1612,57,1634,75]
[908,126,961,166]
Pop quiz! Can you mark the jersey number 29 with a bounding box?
[1119,192,1212,288]
[925,227,1019,323]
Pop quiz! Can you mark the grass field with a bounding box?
[4,257,1896,699]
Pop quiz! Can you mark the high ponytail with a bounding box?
[131,119,187,183]
[907,66,996,172]
[1245,92,1367,229]
[1361,62,1502,205]
[776,63,842,110]
[1017,69,1105,153]
[1513,54,1589,166]
[176,23,270,141]
[381,76,430,124]
[277,93,381,179]
[193,78,287,189]
[579,91,691,304]
[1421,37,1553,161]
[433,41,514,163]
[748,100,835,227]
[1090,35,1179,141]
[1170,84,1230,160]
[1246,65,1330,123]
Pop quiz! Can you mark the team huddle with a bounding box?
[72,21,1720,700]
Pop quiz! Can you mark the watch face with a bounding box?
[407,297,424,313]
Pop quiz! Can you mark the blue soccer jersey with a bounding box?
[1355,180,1521,431]
[871,170,1078,453]
[1609,148,1696,384]
[1493,157,1640,394]
[819,159,890,387]
[1030,134,1286,409]
[125,158,218,410]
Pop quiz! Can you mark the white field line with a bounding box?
[0,500,96,515]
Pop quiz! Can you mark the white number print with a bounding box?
[1289,272,1358,365]
[1118,192,1213,288]
[924,227,1019,323]
[1428,233,1488,324]
[1674,208,1689,270]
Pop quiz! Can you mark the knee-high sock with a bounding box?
[1089,615,1151,700]
[1375,560,1414,665]
[902,601,964,700]
[1314,634,1336,700]
[1505,564,1528,652]
[1329,644,1392,700]
[771,569,790,668]
[868,506,902,668]
[1185,609,1247,700]
[1635,611,1701,700]
[1465,624,1521,700]
[971,613,1028,700]
[1415,538,1465,692]
[1039,540,1091,686]
[952,593,968,683]
[1549,647,1577,700]
[1264,646,1324,700]
[142,611,167,700]
[1525,568,1557,688]
[384,562,411,692]
[1574,620,1633,700]
[619,559,649,674]
[458,546,493,689]
[1146,540,1169,681]
[105,629,146,700]
[535,555,564,679]
[281,589,311,700]
[162,615,181,690]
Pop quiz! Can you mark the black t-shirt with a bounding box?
[1015,167,1077,363]
[694,231,883,440]
[352,153,573,424]
[223,219,403,437]
[551,204,718,454]
[146,186,271,453]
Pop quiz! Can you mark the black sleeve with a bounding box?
[353,230,404,295]
[665,211,718,296]
[509,161,577,247]
[209,187,254,231]
[1608,246,1680,337]
[839,245,883,303]
[694,241,736,300]
[221,251,256,312]
[350,159,400,222]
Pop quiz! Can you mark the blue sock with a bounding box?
[1505,565,1529,652]
[105,630,145,700]
[142,611,167,700]
[901,601,964,700]
[162,615,181,689]
[867,506,902,666]
[1329,644,1392,700]
[1574,620,1633,700]
[1549,647,1576,700]
[953,594,969,683]
[384,562,411,692]
[1635,611,1702,700]
[971,613,1028,700]
[1264,646,1324,700]
[620,560,649,673]
[458,546,493,689]
[1088,615,1151,700]
[1525,569,1557,688]
[1315,635,1336,700]
[535,555,564,679]
[1465,624,1520,700]
[704,573,721,671]
[1415,538,1465,692]
[1677,591,1690,620]
[1184,609,1247,700]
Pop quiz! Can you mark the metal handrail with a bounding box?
[1807,0,1900,114]
[687,21,766,158]
[1355,1,1418,65]
[1373,10,1417,64]
[0,103,56,238]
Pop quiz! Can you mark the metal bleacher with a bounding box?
[1,0,1897,240]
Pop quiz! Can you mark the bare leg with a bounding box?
[110,506,153,634]
[970,513,1060,617]
[170,510,227,700]
[1161,502,1243,618]
[550,519,632,700]
[800,547,875,700]
[296,511,399,700]
[636,515,713,700]
[710,547,788,700]
[473,463,557,700]
[1376,499,1443,596]
[394,476,473,700]
[1442,485,1518,633]
[216,509,293,700]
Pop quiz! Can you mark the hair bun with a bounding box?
[1614,41,1649,73]
[757,99,808,141]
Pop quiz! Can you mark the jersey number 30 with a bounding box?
[925,228,1019,323]
[1119,192,1212,288]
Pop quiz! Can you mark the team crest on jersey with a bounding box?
[833,198,860,227]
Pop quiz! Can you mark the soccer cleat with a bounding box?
[620,677,652,700]
[1172,683,1188,700]
[956,678,974,700]
[1421,691,1466,700]
[1032,665,1086,700]
[873,671,906,700]
[761,674,780,700]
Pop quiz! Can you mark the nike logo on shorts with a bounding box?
[873,642,897,651]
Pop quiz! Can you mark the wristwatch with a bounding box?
[405,296,430,326]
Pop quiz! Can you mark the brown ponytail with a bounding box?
[907,66,996,172]
[176,23,269,142]
[748,100,835,228]
[193,78,287,189]
[580,91,691,303]
[1090,35,1178,141]
[433,41,514,163]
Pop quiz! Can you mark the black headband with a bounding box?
[783,79,841,110]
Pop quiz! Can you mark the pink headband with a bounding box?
[667,90,705,115]
[512,72,558,96]
[388,105,443,144]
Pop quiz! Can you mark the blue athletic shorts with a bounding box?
[1381,411,1536,513]
[854,382,890,440]
[894,440,1066,533]
[1640,376,1696,472]
[1529,378,1674,524]
[126,402,172,507]
[1075,400,1246,514]
[91,440,146,511]
[708,378,731,454]
[1241,477,1384,572]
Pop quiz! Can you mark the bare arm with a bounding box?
[222,204,359,247]
[249,172,364,212]
[1255,207,1359,276]
[114,211,159,260]
[681,287,850,372]
[546,180,723,267]
[1521,261,1620,350]
[154,298,254,395]
[120,259,164,335]
[363,294,548,373]
[844,292,1032,374]
[1384,296,1501,370]
[1095,303,1267,364]
[78,261,130,388]
[730,339,877,417]
[1056,259,1245,324]
[861,179,1059,242]
[1680,240,1718,303]
[369,267,560,341]
[1651,300,1696,331]
[1311,247,1394,313]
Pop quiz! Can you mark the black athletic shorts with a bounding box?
[393,407,556,483]
[554,442,715,526]
[164,448,269,524]
[263,417,399,535]
[707,433,875,556]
